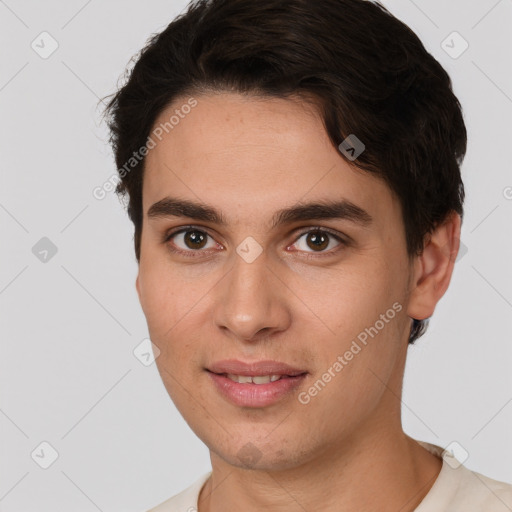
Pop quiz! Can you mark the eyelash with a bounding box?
[163,225,348,259]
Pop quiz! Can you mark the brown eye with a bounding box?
[183,230,208,249]
[166,228,217,254]
[291,228,344,256]
[305,231,329,251]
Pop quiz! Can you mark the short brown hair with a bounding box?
[103,0,467,343]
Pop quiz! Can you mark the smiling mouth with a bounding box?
[206,369,309,407]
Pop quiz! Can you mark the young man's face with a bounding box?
[136,93,419,470]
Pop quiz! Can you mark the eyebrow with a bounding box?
[147,196,373,229]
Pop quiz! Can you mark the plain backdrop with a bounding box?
[1,0,511,510]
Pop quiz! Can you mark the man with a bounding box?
[103,0,512,510]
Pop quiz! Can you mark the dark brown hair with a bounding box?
[102,0,467,344]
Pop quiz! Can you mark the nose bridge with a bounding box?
[213,244,290,340]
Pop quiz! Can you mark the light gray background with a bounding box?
[1,0,511,510]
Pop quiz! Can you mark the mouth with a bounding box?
[205,369,308,408]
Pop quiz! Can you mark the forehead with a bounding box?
[142,93,401,230]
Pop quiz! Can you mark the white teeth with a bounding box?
[252,375,274,384]
[226,374,283,384]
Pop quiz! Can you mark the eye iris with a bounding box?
[306,231,329,251]
[184,230,207,249]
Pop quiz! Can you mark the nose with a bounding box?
[212,249,292,343]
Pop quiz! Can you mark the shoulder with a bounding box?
[454,466,512,511]
[146,472,211,512]
[414,440,512,512]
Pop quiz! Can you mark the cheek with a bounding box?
[138,274,174,332]
[137,258,187,350]
[138,243,193,318]
[137,259,211,368]
[299,256,408,386]
[295,255,403,334]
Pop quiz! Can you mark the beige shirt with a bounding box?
[147,440,512,511]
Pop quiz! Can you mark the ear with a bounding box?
[406,211,462,321]
[135,273,141,302]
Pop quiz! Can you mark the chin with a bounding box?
[210,436,310,472]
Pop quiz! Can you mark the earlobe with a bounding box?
[406,211,462,321]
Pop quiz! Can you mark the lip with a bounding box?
[206,359,308,408]
[207,371,308,408]
[207,359,307,377]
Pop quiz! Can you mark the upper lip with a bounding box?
[207,359,307,377]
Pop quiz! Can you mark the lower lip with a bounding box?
[207,371,307,408]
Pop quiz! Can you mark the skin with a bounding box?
[136,92,461,512]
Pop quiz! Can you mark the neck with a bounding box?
[198,428,442,512]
